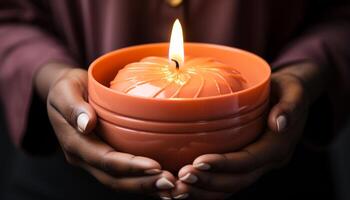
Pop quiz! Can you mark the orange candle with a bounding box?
[110,20,247,98]
[110,56,247,98]
[88,19,271,172]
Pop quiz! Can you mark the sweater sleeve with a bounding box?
[272,2,350,144]
[0,0,76,146]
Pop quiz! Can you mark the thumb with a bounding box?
[268,74,307,133]
[75,104,96,134]
[47,69,97,134]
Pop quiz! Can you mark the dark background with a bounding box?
[0,107,14,199]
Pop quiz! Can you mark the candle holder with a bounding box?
[88,43,270,172]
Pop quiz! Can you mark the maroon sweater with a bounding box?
[0,0,350,146]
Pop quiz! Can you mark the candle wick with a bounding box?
[171,59,179,69]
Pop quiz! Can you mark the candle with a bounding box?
[88,19,271,172]
[110,19,247,98]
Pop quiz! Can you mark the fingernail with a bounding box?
[77,113,89,133]
[173,193,189,199]
[155,177,174,190]
[160,196,172,200]
[276,115,287,133]
[193,163,211,170]
[144,169,162,175]
[180,173,198,184]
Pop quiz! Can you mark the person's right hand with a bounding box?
[42,66,175,199]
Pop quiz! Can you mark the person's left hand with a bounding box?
[170,63,316,200]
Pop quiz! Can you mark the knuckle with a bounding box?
[61,138,76,155]
[201,154,227,170]
[52,78,70,94]
[64,153,78,166]
[100,155,109,172]
[47,87,61,108]
[66,157,76,166]
[219,154,230,168]
[279,101,296,114]
[128,155,154,175]
[99,151,115,174]
[126,155,137,174]
[47,90,55,103]
[67,104,79,125]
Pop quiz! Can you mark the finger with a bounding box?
[192,151,261,173]
[171,180,230,200]
[81,163,175,194]
[192,129,294,174]
[178,165,264,193]
[48,106,162,176]
[268,74,306,133]
[47,69,96,134]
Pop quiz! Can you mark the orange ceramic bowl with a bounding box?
[88,43,270,122]
[97,113,266,172]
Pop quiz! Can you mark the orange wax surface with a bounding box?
[110,56,247,98]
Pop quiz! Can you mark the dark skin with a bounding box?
[35,64,177,199]
[34,60,329,199]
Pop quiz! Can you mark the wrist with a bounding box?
[34,62,73,100]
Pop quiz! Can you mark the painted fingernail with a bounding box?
[144,169,162,175]
[180,173,198,184]
[160,196,172,200]
[77,113,89,133]
[173,193,189,199]
[155,177,174,190]
[193,163,211,170]
[276,115,287,133]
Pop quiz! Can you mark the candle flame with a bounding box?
[169,19,184,68]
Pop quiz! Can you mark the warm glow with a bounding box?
[169,19,184,67]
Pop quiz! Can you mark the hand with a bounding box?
[38,65,176,199]
[170,62,324,200]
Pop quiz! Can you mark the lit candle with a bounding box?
[110,19,247,98]
[88,18,271,172]
[169,19,184,68]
